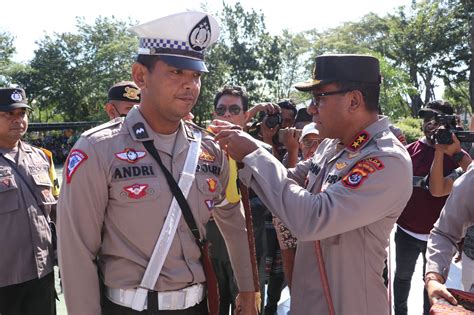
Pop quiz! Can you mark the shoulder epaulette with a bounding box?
[82,118,123,137]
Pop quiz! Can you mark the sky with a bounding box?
[1,0,412,63]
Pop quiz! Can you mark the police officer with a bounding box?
[57,12,257,315]
[425,163,474,305]
[0,87,58,315]
[212,54,413,314]
[105,81,141,120]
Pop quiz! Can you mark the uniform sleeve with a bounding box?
[239,147,413,241]
[426,166,474,279]
[212,150,254,292]
[287,158,312,186]
[57,137,109,315]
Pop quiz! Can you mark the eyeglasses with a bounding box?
[215,104,242,116]
[301,138,321,148]
[311,89,353,106]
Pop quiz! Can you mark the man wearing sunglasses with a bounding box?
[211,54,413,314]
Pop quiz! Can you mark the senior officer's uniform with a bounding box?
[426,163,474,287]
[0,88,58,315]
[57,12,254,315]
[238,55,413,314]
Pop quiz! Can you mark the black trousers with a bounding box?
[102,297,208,315]
[0,272,56,315]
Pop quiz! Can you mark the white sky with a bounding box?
[2,0,412,63]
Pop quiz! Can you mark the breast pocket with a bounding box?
[31,171,56,205]
[0,176,19,214]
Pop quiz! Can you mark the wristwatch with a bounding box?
[453,151,465,163]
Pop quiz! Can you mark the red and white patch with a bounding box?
[199,149,215,162]
[1,178,11,188]
[207,178,217,193]
[205,199,215,210]
[365,157,385,170]
[342,169,368,189]
[66,150,88,183]
[115,148,146,163]
[124,183,149,199]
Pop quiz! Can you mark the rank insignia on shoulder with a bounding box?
[207,178,217,193]
[348,131,370,151]
[199,148,216,162]
[115,148,146,163]
[133,122,149,139]
[66,150,88,183]
[205,199,214,210]
[124,183,149,199]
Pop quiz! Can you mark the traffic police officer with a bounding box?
[213,54,413,314]
[0,87,58,315]
[57,12,257,315]
[105,81,141,120]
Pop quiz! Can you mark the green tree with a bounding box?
[10,16,137,122]
[0,31,18,85]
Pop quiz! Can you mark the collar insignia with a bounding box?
[115,148,146,163]
[189,16,211,51]
[132,122,149,139]
[348,131,370,151]
[123,87,140,101]
[207,178,217,193]
[66,149,88,183]
[124,183,148,199]
[199,149,215,162]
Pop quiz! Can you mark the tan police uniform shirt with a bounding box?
[426,163,474,280]
[240,116,413,315]
[57,107,253,314]
[0,141,56,287]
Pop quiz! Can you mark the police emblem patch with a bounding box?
[188,16,211,51]
[123,87,140,101]
[11,91,23,102]
[66,150,88,183]
[115,148,146,163]
[124,183,149,199]
[342,169,366,189]
[207,178,217,193]
[199,149,216,162]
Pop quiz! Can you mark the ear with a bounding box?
[104,103,115,119]
[212,112,217,119]
[348,90,364,113]
[132,62,147,89]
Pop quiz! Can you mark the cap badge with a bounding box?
[189,16,211,51]
[123,87,140,101]
[115,148,146,163]
[11,91,23,102]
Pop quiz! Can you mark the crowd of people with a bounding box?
[1,10,474,315]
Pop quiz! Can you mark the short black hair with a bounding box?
[213,85,249,112]
[277,99,297,117]
[335,81,380,113]
[136,55,161,72]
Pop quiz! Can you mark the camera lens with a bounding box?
[265,113,282,129]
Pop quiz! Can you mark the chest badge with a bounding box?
[199,149,215,162]
[115,148,146,163]
[124,183,149,199]
[66,150,88,183]
[335,162,348,170]
[207,178,217,193]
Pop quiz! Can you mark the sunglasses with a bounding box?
[215,104,242,116]
[301,139,321,148]
[311,89,353,106]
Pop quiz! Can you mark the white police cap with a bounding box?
[129,11,220,72]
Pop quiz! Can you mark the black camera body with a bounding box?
[264,113,282,129]
[431,114,474,144]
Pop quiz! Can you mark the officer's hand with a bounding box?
[434,133,461,156]
[234,291,258,315]
[213,129,259,162]
[282,128,299,153]
[209,119,243,133]
[426,279,457,306]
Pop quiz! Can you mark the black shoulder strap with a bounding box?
[142,140,204,247]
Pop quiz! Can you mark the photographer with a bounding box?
[394,100,468,315]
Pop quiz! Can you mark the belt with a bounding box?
[105,283,206,311]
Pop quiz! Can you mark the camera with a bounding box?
[264,113,282,129]
[430,114,474,144]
